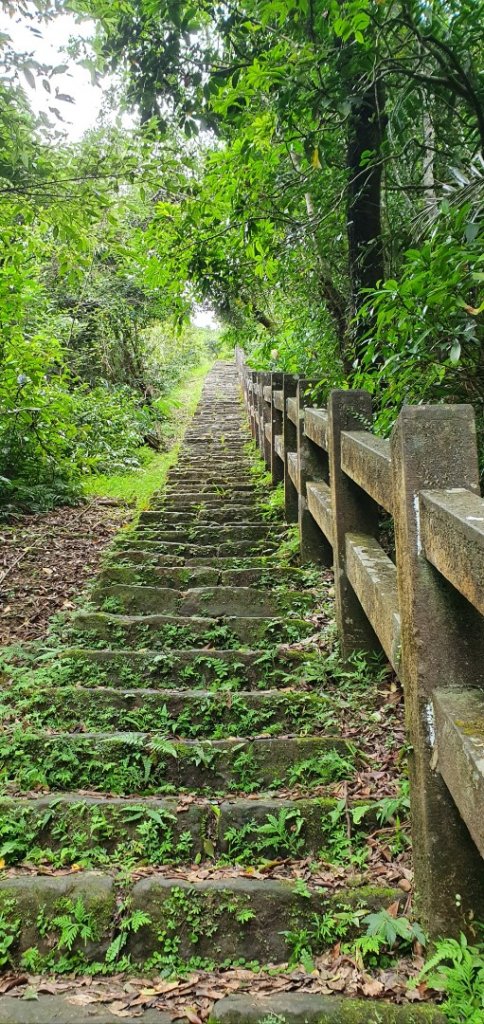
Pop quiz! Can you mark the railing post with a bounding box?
[260,371,272,469]
[297,381,332,566]
[391,404,484,937]
[255,372,265,454]
[270,372,284,486]
[248,371,257,440]
[282,375,299,523]
[328,390,381,656]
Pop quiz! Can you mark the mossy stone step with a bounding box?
[47,647,318,690]
[210,994,445,1024]
[167,473,255,483]
[96,565,310,591]
[68,611,315,648]
[2,685,330,736]
[0,873,400,968]
[103,551,284,569]
[1,734,351,795]
[110,541,280,558]
[92,585,314,618]
[115,526,278,545]
[126,875,401,965]
[156,494,261,507]
[158,489,259,501]
[0,793,346,867]
[139,510,271,526]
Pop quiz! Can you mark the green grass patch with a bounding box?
[83,362,212,509]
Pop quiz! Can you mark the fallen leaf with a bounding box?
[361,977,384,997]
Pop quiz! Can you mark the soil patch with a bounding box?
[0,499,132,646]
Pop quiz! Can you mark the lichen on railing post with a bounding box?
[297,380,332,566]
[391,404,484,937]
[327,389,381,658]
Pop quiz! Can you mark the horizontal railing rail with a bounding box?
[235,344,484,938]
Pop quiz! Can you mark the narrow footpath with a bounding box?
[0,363,442,1023]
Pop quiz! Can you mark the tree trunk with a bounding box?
[346,79,386,354]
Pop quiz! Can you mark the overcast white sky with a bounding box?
[0,5,218,328]
[0,9,106,139]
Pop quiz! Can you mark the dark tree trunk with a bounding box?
[346,79,386,355]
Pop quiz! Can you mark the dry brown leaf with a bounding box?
[361,977,384,997]
[181,1007,203,1024]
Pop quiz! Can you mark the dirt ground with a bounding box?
[0,499,132,646]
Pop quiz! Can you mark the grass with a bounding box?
[83,362,213,509]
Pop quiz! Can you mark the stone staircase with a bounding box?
[0,363,443,1023]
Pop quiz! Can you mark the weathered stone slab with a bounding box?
[4,733,349,794]
[210,994,445,1024]
[345,533,401,670]
[341,431,393,514]
[304,408,328,450]
[307,481,334,547]
[433,686,484,858]
[0,996,169,1023]
[286,396,299,425]
[272,389,283,411]
[420,487,484,617]
[128,876,399,964]
[0,873,114,961]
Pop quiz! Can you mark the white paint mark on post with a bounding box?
[413,494,422,554]
[425,701,436,747]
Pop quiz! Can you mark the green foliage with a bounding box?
[355,205,484,439]
[416,932,484,1024]
[0,901,20,968]
[223,808,306,863]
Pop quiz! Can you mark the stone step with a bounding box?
[0,996,166,1024]
[139,509,271,526]
[156,489,261,501]
[97,565,308,591]
[46,647,316,690]
[155,494,261,507]
[91,585,313,618]
[2,685,329,736]
[103,551,283,569]
[116,526,278,544]
[210,994,445,1024]
[0,792,345,867]
[0,872,400,967]
[67,611,315,648]
[166,472,255,482]
[1,734,351,795]
[112,540,280,558]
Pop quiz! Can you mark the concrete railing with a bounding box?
[235,346,484,938]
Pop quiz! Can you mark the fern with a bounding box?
[418,933,484,1024]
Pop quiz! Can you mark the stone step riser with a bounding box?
[96,566,308,592]
[3,734,348,795]
[0,794,343,866]
[103,552,283,569]
[91,584,313,619]
[139,512,270,525]
[110,542,281,558]
[68,611,314,649]
[52,647,313,690]
[116,527,277,544]
[5,686,326,736]
[0,874,398,967]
